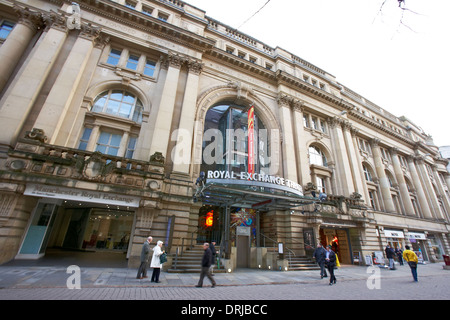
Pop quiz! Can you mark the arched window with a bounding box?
[309,146,327,167]
[201,103,270,175]
[92,89,143,123]
[363,165,373,182]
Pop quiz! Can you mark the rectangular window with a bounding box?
[142,6,153,16]
[0,21,14,40]
[96,132,122,156]
[126,137,137,159]
[126,54,140,70]
[158,13,168,21]
[107,48,122,66]
[303,115,309,128]
[78,128,92,150]
[143,59,156,77]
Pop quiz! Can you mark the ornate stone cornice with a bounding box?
[13,6,44,31]
[276,93,304,109]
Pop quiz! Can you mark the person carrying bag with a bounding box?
[402,245,418,282]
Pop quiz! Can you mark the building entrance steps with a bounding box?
[168,245,226,273]
[288,257,321,271]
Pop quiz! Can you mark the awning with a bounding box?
[407,232,427,240]
[195,180,316,210]
[384,230,404,238]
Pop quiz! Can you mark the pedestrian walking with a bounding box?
[385,245,396,270]
[196,242,216,288]
[313,243,328,278]
[403,245,418,282]
[325,245,337,286]
[150,240,165,283]
[210,241,217,275]
[136,236,152,279]
[395,247,404,266]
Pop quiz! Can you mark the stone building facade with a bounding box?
[0,0,449,269]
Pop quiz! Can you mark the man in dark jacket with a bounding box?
[196,242,216,288]
[136,236,153,279]
[313,243,328,278]
[385,245,396,270]
[325,245,337,285]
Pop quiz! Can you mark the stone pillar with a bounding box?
[407,155,433,219]
[370,139,395,213]
[343,122,366,200]
[0,12,68,148]
[0,7,42,93]
[351,131,371,203]
[415,157,443,220]
[277,94,298,182]
[328,117,354,196]
[432,165,450,221]
[292,102,310,186]
[390,148,416,216]
[171,59,203,174]
[33,24,101,144]
[148,52,183,159]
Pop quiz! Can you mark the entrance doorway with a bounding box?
[319,228,352,264]
[18,199,135,265]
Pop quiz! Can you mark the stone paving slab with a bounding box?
[0,262,447,290]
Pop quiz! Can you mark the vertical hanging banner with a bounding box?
[248,105,255,176]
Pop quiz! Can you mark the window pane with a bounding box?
[126,54,139,70]
[122,93,135,104]
[110,134,122,147]
[144,60,156,77]
[118,103,132,118]
[107,147,119,156]
[109,90,123,101]
[92,97,107,112]
[0,21,14,39]
[98,132,110,144]
[106,100,120,114]
[107,49,121,65]
[96,145,107,154]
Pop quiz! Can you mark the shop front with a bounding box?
[16,184,139,261]
[407,231,428,262]
[384,229,405,250]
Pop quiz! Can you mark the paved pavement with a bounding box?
[0,261,448,293]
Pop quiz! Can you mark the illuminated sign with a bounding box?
[248,106,255,176]
[206,170,303,196]
[205,210,213,227]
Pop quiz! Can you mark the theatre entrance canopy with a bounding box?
[194,170,315,211]
[197,102,315,210]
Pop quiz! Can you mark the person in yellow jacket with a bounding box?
[403,245,418,282]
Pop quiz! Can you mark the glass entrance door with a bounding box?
[18,201,58,257]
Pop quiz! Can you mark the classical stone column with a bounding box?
[0,7,43,93]
[343,122,366,200]
[407,155,433,219]
[33,24,101,144]
[351,130,370,203]
[292,102,310,186]
[390,148,416,216]
[415,157,444,220]
[171,59,203,175]
[277,94,298,182]
[370,139,395,212]
[148,52,183,159]
[328,117,354,196]
[431,165,450,221]
[0,12,68,148]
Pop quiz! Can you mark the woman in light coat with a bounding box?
[150,240,164,283]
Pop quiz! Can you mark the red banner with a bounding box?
[248,106,255,176]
